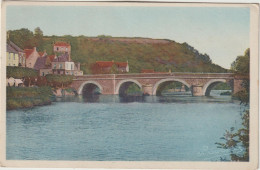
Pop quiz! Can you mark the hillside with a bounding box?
[7,29,227,74]
[42,36,227,74]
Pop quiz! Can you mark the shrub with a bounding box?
[7,99,21,110]
[7,66,38,79]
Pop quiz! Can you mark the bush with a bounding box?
[7,66,38,79]
[6,86,54,110]
[7,99,21,110]
[46,74,73,88]
[21,100,34,108]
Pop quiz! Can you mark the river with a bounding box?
[6,90,246,161]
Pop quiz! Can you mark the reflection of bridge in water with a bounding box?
[71,72,247,96]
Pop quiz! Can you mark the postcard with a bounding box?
[0,1,259,169]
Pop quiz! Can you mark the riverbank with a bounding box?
[6,86,55,110]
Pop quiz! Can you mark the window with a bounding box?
[59,64,62,69]
[54,64,56,69]
[57,47,59,51]
[8,53,11,59]
[42,72,45,76]
[13,53,15,60]
[66,71,69,75]
[66,48,68,51]
[71,64,73,70]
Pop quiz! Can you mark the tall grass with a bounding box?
[6,86,55,110]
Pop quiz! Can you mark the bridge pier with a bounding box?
[142,84,153,96]
[191,85,204,96]
[72,73,244,97]
[233,79,245,94]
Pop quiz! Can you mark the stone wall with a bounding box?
[71,73,241,96]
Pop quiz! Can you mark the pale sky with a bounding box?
[6,6,250,69]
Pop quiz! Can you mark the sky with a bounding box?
[6,5,250,69]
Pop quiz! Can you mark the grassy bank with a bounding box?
[7,86,55,110]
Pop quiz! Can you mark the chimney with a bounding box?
[33,47,37,51]
[77,62,80,71]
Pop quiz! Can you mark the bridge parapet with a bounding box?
[71,72,247,96]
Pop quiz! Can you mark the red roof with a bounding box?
[96,61,114,67]
[24,49,34,58]
[141,69,155,73]
[48,55,56,62]
[54,42,70,47]
[115,62,128,67]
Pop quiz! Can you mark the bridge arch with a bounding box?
[202,79,227,96]
[115,79,142,95]
[78,81,103,95]
[152,78,191,96]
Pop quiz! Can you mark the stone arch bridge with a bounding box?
[70,73,247,96]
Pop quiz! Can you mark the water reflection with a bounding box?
[55,90,235,104]
[7,90,240,161]
[119,95,145,103]
[83,94,100,102]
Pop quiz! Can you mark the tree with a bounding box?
[216,48,249,161]
[34,27,44,51]
[110,64,118,74]
[7,28,34,49]
[34,27,43,36]
[231,48,249,74]
[7,66,38,87]
[46,74,73,88]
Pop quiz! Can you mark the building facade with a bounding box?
[9,41,26,67]
[25,47,40,68]
[53,42,71,61]
[51,54,83,76]
[6,41,26,67]
[6,44,19,66]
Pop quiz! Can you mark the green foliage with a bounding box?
[216,110,249,161]
[6,86,54,110]
[7,28,34,49]
[231,48,250,74]
[6,66,38,79]
[157,82,189,94]
[97,35,112,39]
[34,27,43,36]
[220,91,232,95]
[8,27,45,51]
[8,28,227,74]
[34,27,44,51]
[213,82,232,90]
[126,83,142,95]
[162,81,183,90]
[45,74,73,88]
[232,81,249,105]
[110,64,118,74]
[231,48,250,105]
[216,48,250,161]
